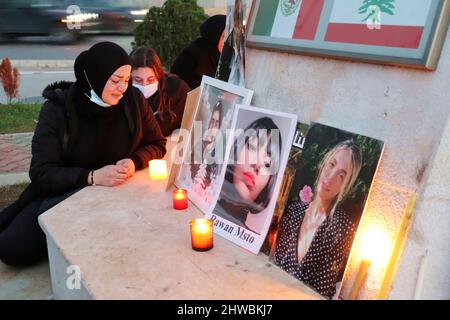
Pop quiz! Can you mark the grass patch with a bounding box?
[0,184,28,211]
[0,103,42,134]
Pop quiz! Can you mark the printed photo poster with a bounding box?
[175,76,253,214]
[207,105,297,254]
[260,122,310,256]
[269,123,384,299]
[216,0,247,86]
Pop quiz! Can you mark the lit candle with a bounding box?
[190,219,213,251]
[349,258,371,300]
[351,227,390,300]
[173,189,188,210]
[148,160,168,180]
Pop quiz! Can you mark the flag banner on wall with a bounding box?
[252,0,433,48]
[324,0,433,49]
[252,0,325,40]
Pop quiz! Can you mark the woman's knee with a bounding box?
[0,231,47,267]
[0,243,47,267]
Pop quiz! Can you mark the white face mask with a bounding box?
[83,70,122,108]
[133,82,158,99]
[86,89,112,108]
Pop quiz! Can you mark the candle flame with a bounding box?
[359,227,391,267]
[148,160,168,180]
[174,190,186,200]
[192,219,212,233]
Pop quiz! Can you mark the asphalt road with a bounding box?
[0,35,134,60]
[0,35,134,103]
[0,70,75,104]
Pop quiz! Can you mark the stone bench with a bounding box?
[38,138,321,300]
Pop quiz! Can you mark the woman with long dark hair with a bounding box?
[130,46,190,136]
[214,117,282,234]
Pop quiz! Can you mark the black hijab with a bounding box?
[74,41,131,100]
[200,14,226,48]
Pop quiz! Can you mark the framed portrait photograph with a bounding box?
[207,105,298,254]
[216,0,247,86]
[175,76,253,214]
[246,0,450,70]
[269,123,384,299]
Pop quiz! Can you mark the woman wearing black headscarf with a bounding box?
[170,14,226,89]
[0,42,166,267]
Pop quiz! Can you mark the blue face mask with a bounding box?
[83,70,117,108]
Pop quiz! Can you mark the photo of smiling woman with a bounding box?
[271,123,384,299]
[209,105,297,254]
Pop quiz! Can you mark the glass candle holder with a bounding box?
[189,218,213,251]
[173,189,188,210]
[148,160,168,180]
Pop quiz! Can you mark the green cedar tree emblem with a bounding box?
[359,0,395,22]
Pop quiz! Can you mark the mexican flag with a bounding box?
[252,0,325,40]
[324,0,433,48]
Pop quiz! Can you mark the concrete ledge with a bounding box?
[11,60,74,70]
[38,138,322,300]
[0,172,30,187]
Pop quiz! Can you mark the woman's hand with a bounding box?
[116,158,136,178]
[93,165,129,187]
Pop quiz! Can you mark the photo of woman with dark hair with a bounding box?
[214,117,282,234]
[190,99,224,192]
[209,105,297,254]
[271,123,384,299]
[175,76,253,214]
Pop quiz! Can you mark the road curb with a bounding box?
[11,60,74,69]
[0,172,30,187]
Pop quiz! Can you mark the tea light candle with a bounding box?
[173,189,188,210]
[190,218,213,251]
[148,160,168,180]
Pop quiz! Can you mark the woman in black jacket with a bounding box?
[170,14,226,89]
[0,42,166,267]
[130,46,190,137]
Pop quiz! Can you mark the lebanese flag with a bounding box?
[325,0,433,49]
[252,0,325,40]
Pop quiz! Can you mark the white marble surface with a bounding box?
[38,139,321,300]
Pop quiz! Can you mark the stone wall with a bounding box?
[245,27,450,299]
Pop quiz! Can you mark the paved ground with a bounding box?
[0,132,52,300]
[0,260,52,300]
[0,133,33,174]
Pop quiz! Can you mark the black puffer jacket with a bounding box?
[29,81,166,196]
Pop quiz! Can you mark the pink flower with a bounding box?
[299,185,313,204]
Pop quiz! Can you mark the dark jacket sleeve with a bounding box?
[170,48,197,90]
[130,96,167,170]
[155,76,190,137]
[29,101,90,196]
